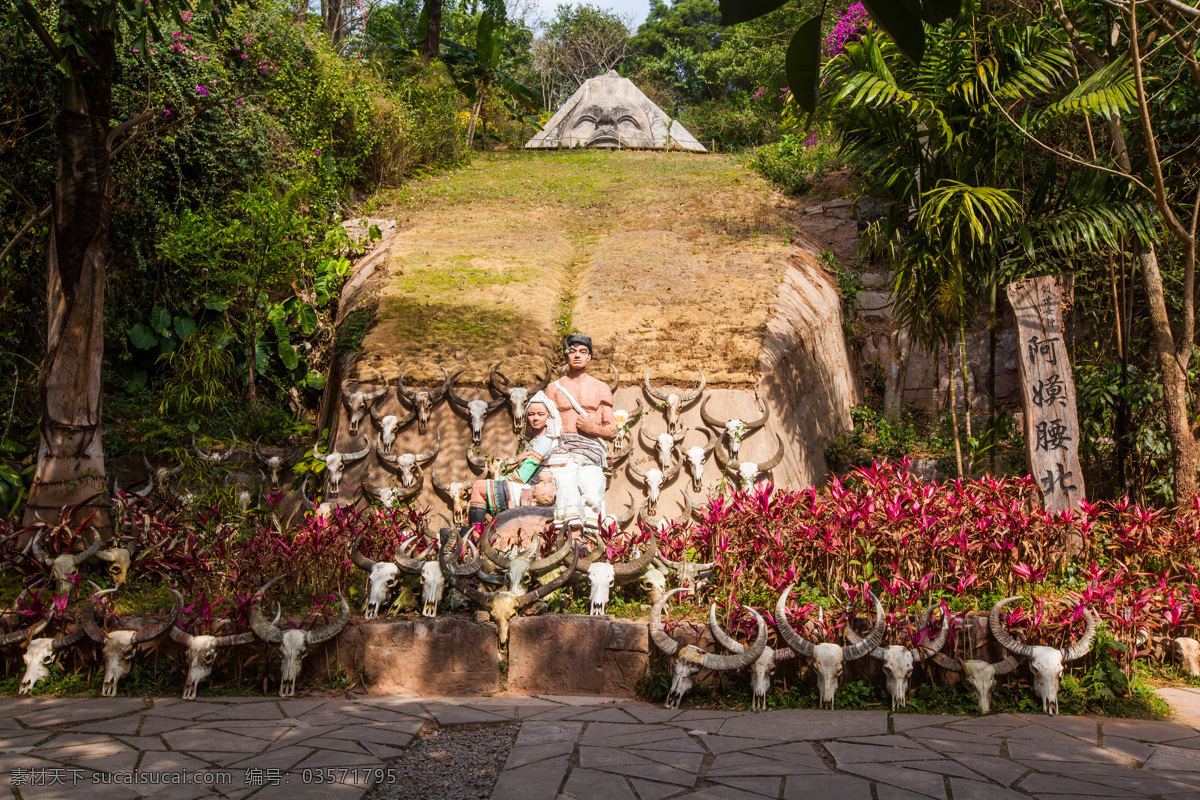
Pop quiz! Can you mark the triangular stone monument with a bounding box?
[525,71,707,152]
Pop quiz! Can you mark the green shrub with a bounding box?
[744,132,841,195]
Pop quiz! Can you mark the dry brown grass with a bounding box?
[356,149,796,386]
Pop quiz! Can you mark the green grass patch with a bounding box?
[376,297,534,354]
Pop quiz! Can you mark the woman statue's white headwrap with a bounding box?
[526,390,563,440]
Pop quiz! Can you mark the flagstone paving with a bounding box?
[1,693,1199,799]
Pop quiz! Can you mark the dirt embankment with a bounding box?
[328,150,858,511]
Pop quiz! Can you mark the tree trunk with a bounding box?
[422,0,443,61]
[960,325,973,477]
[947,334,963,478]
[466,93,484,148]
[22,35,116,535]
[322,0,346,47]
[883,326,911,421]
[1140,242,1198,501]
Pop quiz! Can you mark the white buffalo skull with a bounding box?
[83,589,182,697]
[587,562,616,616]
[341,385,387,436]
[397,367,451,436]
[644,369,705,435]
[629,460,681,518]
[376,432,439,488]
[709,604,795,711]
[312,439,370,498]
[846,605,950,710]
[649,588,766,709]
[449,371,505,446]
[30,530,101,593]
[989,596,1097,715]
[169,627,256,700]
[775,585,886,709]
[431,470,471,528]
[249,577,351,697]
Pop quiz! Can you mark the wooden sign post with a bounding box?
[1007,276,1085,512]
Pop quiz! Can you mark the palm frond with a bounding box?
[1042,56,1136,119]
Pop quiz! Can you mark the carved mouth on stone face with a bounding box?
[589,130,621,148]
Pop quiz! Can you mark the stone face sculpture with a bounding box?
[525,71,707,152]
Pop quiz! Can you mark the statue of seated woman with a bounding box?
[466,392,560,547]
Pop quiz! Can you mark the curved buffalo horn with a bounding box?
[133,589,184,644]
[701,606,766,671]
[700,397,725,430]
[743,398,770,430]
[51,624,88,652]
[679,371,706,405]
[363,385,387,402]
[612,531,657,578]
[311,442,329,462]
[608,364,620,394]
[639,425,661,451]
[83,589,117,643]
[650,587,689,657]
[516,547,578,608]
[168,625,192,647]
[430,367,451,403]
[701,426,718,456]
[628,462,647,482]
[842,591,886,661]
[396,370,418,402]
[643,369,669,404]
[0,615,49,647]
[416,432,441,465]
[394,536,434,574]
[756,434,786,473]
[350,532,376,572]
[1062,607,1098,662]
[479,518,510,569]
[988,597,1037,659]
[916,605,950,655]
[441,533,482,576]
[249,577,286,646]
[438,536,494,608]
[530,536,574,572]
[709,604,746,655]
[71,532,102,568]
[299,476,317,511]
[447,370,470,409]
[486,394,506,411]
[305,594,350,645]
[430,468,454,499]
[533,357,555,392]
[253,437,268,464]
[489,363,510,395]
[466,447,489,473]
[682,492,704,521]
[713,441,731,472]
[341,440,370,464]
[774,585,815,658]
[30,530,51,566]
[662,451,684,482]
[613,492,640,527]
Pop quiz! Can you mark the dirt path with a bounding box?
[357,150,796,388]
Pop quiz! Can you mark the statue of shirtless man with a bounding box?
[544,334,617,539]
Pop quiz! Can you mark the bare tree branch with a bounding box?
[0,204,51,266]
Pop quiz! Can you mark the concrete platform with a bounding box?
[2,693,1200,799]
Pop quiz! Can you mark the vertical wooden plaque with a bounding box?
[1007,276,1085,512]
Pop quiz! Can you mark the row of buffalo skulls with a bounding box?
[652,588,1098,715]
[3,579,349,700]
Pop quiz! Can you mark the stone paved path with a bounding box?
[2,694,1200,799]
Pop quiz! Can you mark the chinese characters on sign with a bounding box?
[1008,276,1085,512]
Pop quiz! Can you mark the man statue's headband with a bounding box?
[562,334,592,355]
